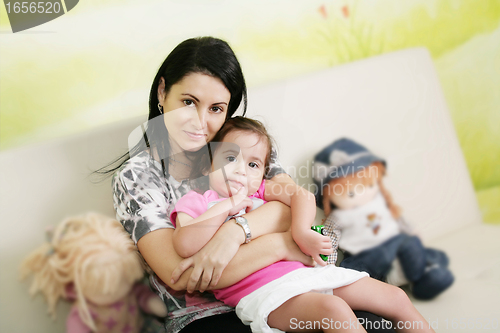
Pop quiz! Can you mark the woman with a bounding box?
[107,37,395,333]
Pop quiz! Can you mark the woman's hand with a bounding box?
[171,220,245,293]
[171,229,315,293]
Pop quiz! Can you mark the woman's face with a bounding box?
[158,73,231,154]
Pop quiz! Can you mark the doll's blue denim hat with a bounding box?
[312,138,386,209]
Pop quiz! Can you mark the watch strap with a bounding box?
[235,217,251,244]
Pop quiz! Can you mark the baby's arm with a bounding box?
[173,190,252,258]
[264,181,332,265]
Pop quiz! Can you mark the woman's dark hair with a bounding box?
[150,37,247,122]
[94,37,247,178]
[192,117,274,181]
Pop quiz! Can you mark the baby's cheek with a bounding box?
[247,177,262,193]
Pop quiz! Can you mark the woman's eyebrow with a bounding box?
[181,93,199,102]
[181,94,227,106]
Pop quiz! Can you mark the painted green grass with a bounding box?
[476,186,500,224]
[434,23,500,223]
[0,1,10,30]
[383,0,500,58]
[435,24,500,192]
[238,0,500,67]
[1,56,107,145]
[0,48,146,149]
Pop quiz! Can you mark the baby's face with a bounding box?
[209,130,268,197]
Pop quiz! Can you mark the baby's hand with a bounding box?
[227,188,253,216]
[292,228,333,266]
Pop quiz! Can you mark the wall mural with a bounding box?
[1,0,499,221]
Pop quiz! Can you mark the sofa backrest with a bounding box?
[0,47,482,333]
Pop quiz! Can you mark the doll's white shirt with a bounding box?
[333,192,400,255]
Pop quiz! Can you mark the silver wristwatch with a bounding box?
[235,216,252,244]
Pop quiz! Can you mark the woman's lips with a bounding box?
[185,131,206,140]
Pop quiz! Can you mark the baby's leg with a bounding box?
[268,292,367,333]
[332,277,434,333]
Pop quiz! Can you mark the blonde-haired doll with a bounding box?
[20,213,167,333]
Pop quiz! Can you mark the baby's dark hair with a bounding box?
[191,117,274,179]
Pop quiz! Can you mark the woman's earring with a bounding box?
[158,103,164,114]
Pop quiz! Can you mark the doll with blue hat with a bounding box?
[313,138,454,299]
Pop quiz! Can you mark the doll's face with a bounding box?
[78,251,142,306]
[325,167,380,210]
[82,272,134,306]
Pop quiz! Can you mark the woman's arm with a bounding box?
[139,218,313,293]
[173,212,223,258]
[173,211,226,258]
[206,228,315,289]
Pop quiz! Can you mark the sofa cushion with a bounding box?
[411,223,500,331]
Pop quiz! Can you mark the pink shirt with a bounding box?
[170,179,268,228]
[214,260,305,307]
[171,180,306,307]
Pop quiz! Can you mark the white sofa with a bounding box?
[1,48,499,333]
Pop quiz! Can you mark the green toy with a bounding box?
[311,225,328,261]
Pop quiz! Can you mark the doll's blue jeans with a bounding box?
[340,234,427,282]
